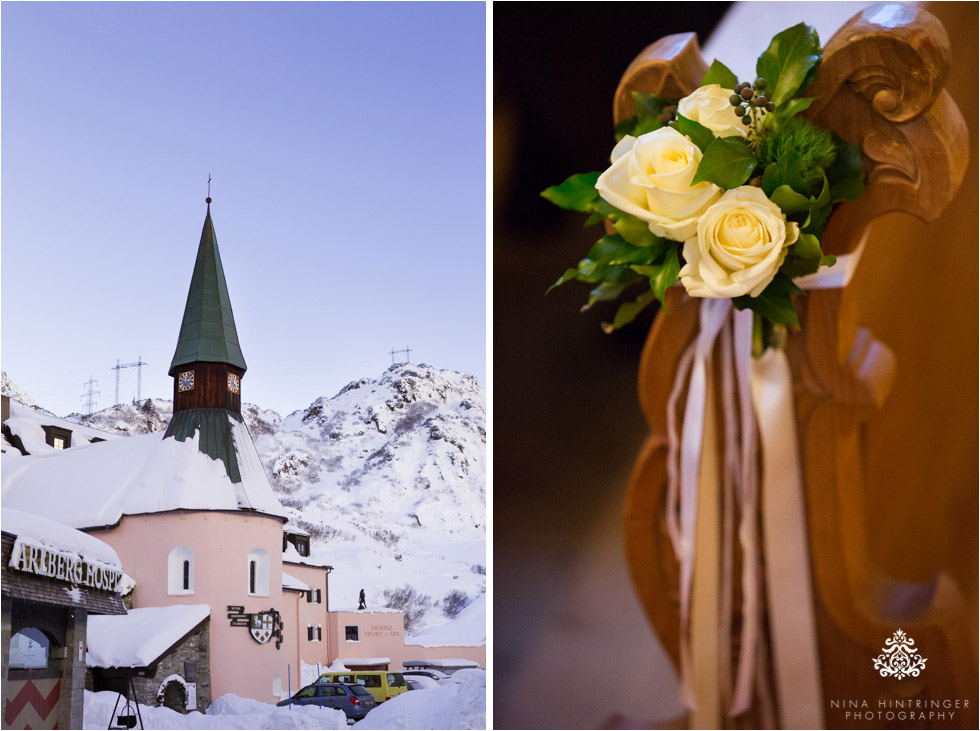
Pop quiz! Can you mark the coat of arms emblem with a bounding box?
[873,629,927,679]
[250,611,275,644]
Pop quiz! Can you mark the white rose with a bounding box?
[677,84,748,139]
[679,186,800,298]
[595,127,723,242]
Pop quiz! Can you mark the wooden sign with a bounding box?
[226,605,244,612]
[227,613,248,620]
[230,619,250,627]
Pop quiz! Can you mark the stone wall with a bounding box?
[60,608,87,729]
[86,620,212,713]
[1,597,10,726]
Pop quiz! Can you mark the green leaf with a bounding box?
[701,59,739,89]
[770,174,830,228]
[820,253,837,267]
[826,137,865,202]
[614,116,638,142]
[632,91,675,120]
[587,234,628,262]
[769,184,812,215]
[649,246,681,305]
[584,211,606,227]
[756,23,822,107]
[546,268,580,294]
[794,232,822,259]
[780,255,820,278]
[614,213,660,247]
[633,117,663,137]
[588,281,628,306]
[541,172,601,212]
[761,150,806,196]
[691,136,758,189]
[673,114,715,153]
[775,96,818,120]
[732,272,802,329]
[616,114,664,142]
[612,289,659,330]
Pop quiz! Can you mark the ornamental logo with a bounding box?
[873,629,927,679]
[250,611,275,644]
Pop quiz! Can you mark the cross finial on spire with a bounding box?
[206,174,212,208]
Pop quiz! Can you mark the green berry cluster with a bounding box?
[729,78,775,127]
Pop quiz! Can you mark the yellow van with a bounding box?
[319,672,408,703]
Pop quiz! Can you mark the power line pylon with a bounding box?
[111,356,149,404]
[81,376,100,416]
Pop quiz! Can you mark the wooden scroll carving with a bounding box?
[620,5,971,728]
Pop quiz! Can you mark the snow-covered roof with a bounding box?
[1,425,287,530]
[282,543,330,568]
[86,604,210,668]
[282,571,309,592]
[3,398,119,455]
[339,657,391,666]
[1,508,122,570]
[423,658,481,670]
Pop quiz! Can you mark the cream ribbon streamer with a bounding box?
[665,234,866,728]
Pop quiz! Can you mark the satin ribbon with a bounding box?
[664,235,867,727]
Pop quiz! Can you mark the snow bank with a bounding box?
[87,605,210,668]
[83,690,347,730]
[353,669,485,729]
[407,594,486,648]
[1,508,122,569]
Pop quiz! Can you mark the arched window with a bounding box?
[168,547,194,595]
[246,548,269,596]
[9,628,52,669]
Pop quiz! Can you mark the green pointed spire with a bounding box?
[169,202,247,376]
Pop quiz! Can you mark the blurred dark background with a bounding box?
[493,4,730,729]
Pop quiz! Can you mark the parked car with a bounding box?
[319,672,408,704]
[402,669,452,685]
[276,682,376,721]
[407,675,442,690]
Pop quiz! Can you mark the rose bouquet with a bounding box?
[543,23,864,350]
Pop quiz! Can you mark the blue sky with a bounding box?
[1,1,486,417]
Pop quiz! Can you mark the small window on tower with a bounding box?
[346,625,359,642]
[52,437,65,450]
[227,373,240,394]
[178,371,195,392]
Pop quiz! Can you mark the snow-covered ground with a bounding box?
[84,691,348,730]
[84,669,486,731]
[354,669,486,730]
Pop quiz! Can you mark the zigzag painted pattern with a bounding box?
[5,678,60,729]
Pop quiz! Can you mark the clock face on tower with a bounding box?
[178,371,195,392]
[227,373,240,394]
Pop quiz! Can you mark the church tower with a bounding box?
[168,196,247,413]
[164,197,252,483]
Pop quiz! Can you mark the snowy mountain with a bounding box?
[1,371,50,413]
[12,365,486,640]
[261,363,486,639]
